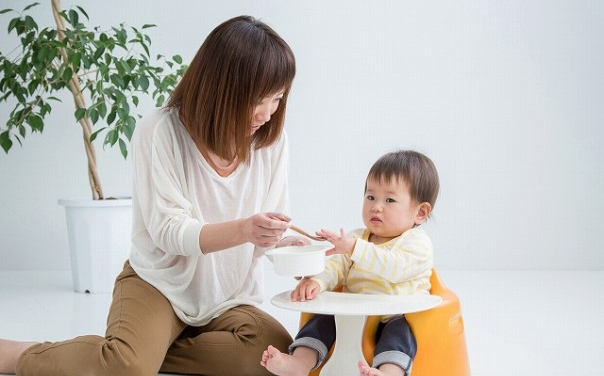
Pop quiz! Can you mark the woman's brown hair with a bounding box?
[167,15,296,162]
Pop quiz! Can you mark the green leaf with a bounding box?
[62,66,73,81]
[117,105,130,120]
[23,3,40,12]
[119,138,128,158]
[75,6,89,20]
[69,51,82,70]
[0,8,14,15]
[40,103,51,117]
[35,46,47,64]
[123,116,135,140]
[27,114,43,131]
[68,9,78,27]
[88,108,99,124]
[141,43,150,57]
[137,75,149,90]
[141,24,156,29]
[62,29,74,40]
[118,60,131,74]
[104,129,119,146]
[75,108,86,121]
[98,102,107,118]
[23,16,37,32]
[0,131,13,153]
[99,64,109,78]
[90,127,106,142]
[155,94,165,107]
[110,73,125,88]
[27,79,39,95]
[93,46,105,61]
[172,55,183,64]
[8,18,19,33]
[107,109,117,125]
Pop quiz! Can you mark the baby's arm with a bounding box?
[352,231,433,283]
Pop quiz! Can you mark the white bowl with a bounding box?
[265,245,331,276]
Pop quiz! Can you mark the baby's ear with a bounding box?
[415,202,432,225]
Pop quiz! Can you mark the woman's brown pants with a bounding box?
[16,261,292,376]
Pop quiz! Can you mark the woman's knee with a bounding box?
[88,341,160,376]
[239,306,292,349]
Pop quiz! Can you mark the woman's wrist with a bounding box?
[199,219,248,254]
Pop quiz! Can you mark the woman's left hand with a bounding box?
[276,236,310,247]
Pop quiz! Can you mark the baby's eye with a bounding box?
[386,198,397,203]
[366,195,375,201]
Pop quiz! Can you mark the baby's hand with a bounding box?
[315,228,355,256]
[290,278,320,302]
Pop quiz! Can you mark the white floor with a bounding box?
[1,269,603,376]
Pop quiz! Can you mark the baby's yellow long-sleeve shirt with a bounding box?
[311,227,433,296]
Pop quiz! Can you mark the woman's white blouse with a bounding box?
[128,108,289,326]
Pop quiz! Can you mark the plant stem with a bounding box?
[51,0,103,200]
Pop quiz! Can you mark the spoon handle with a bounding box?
[290,225,327,242]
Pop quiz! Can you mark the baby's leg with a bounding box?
[358,359,406,376]
[261,344,318,376]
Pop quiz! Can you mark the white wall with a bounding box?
[1,0,602,271]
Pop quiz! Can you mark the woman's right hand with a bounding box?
[244,212,291,247]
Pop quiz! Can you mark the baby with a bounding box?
[261,150,440,376]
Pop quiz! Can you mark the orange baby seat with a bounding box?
[299,269,471,376]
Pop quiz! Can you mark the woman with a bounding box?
[0,15,304,376]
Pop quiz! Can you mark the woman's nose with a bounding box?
[255,103,272,123]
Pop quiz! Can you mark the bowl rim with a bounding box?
[265,244,332,256]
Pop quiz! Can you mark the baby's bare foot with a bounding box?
[358,359,387,376]
[261,345,313,376]
[358,359,407,376]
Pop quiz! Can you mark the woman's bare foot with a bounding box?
[260,344,316,376]
[358,359,407,376]
[0,339,37,374]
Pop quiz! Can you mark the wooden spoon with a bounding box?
[289,224,327,242]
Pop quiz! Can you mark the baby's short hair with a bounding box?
[366,150,440,208]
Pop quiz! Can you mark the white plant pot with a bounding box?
[58,197,132,293]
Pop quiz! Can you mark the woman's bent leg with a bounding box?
[161,305,292,376]
[16,262,186,376]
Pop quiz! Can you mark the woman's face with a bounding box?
[251,91,284,134]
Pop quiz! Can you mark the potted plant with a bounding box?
[0,1,187,292]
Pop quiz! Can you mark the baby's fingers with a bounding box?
[316,229,336,240]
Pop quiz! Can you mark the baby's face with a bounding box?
[362,177,422,243]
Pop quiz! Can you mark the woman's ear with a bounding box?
[414,202,432,225]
